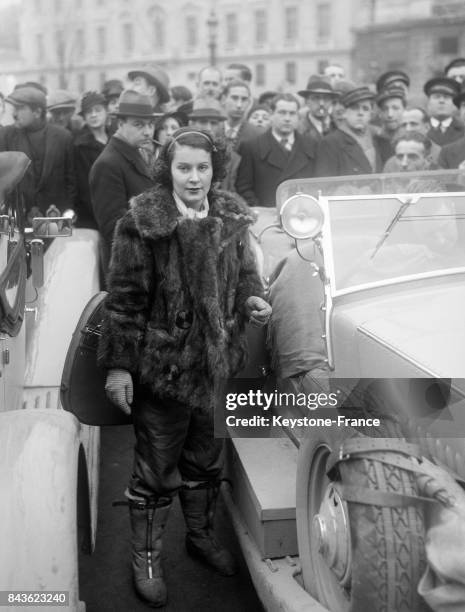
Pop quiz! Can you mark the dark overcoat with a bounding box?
[427,117,465,147]
[74,126,106,229]
[98,186,264,411]
[0,122,76,215]
[235,129,317,207]
[315,128,392,177]
[89,135,153,274]
[438,135,465,169]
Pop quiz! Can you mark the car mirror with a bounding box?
[32,216,73,238]
[280,194,324,240]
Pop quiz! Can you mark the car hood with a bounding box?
[333,278,465,385]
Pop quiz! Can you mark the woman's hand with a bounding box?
[105,368,133,415]
[245,296,272,327]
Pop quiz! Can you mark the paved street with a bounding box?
[80,425,264,612]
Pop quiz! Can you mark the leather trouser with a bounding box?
[128,385,224,498]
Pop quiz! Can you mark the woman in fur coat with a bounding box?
[98,127,271,607]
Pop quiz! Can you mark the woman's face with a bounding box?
[171,145,213,210]
[84,104,107,129]
[248,109,271,130]
[158,117,181,145]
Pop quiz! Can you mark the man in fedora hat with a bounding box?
[297,75,338,142]
[127,64,170,114]
[89,90,156,277]
[0,85,76,223]
[424,77,464,146]
[438,85,465,169]
[315,86,391,177]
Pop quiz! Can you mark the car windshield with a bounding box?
[277,171,465,295]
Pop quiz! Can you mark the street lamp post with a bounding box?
[207,9,219,66]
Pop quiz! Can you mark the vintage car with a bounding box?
[225,170,465,612]
[0,152,100,611]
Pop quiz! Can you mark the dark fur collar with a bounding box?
[130,184,256,241]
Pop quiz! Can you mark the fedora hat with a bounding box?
[127,64,170,104]
[298,75,336,98]
[112,90,160,118]
[188,97,227,121]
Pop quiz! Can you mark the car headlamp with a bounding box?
[280,194,324,240]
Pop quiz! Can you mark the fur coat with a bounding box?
[98,185,264,410]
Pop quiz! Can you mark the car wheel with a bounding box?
[296,426,428,612]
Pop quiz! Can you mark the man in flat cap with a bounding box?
[0,85,76,223]
[89,90,156,277]
[315,86,391,177]
[47,89,83,137]
[376,70,410,96]
[376,87,407,142]
[424,77,464,146]
[297,75,338,142]
[438,85,465,169]
[445,58,465,84]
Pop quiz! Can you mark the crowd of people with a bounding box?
[1,58,465,275]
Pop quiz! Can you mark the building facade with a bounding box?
[9,0,360,95]
[354,0,465,93]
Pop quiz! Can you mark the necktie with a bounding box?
[440,122,447,134]
[280,137,290,153]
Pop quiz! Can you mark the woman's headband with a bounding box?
[167,130,217,152]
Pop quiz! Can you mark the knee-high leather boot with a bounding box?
[128,495,172,607]
[179,481,237,576]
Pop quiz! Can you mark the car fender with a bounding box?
[25,228,100,387]
[0,409,86,609]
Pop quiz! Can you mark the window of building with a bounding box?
[99,72,106,88]
[55,29,64,61]
[35,0,41,11]
[78,73,85,92]
[256,63,266,86]
[37,33,44,63]
[285,61,297,84]
[254,8,267,45]
[97,26,106,55]
[75,0,82,8]
[285,6,298,41]
[123,22,134,53]
[186,15,197,47]
[76,28,85,55]
[225,13,238,46]
[317,59,328,73]
[54,0,61,11]
[316,2,331,40]
[153,14,165,49]
[438,36,459,55]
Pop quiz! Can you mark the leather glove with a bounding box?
[105,368,133,415]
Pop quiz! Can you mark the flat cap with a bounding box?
[423,76,461,97]
[376,87,407,107]
[6,86,46,108]
[341,86,375,108]
[298,75,337,98]
[47,89,77,111]
[376,70,410,93]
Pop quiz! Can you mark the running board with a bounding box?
[226,437,298,558]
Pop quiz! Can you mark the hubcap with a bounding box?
[312,484,351,586]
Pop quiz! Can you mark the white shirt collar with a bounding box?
[431,116,453,129]
[271,129,295,149]
[172,191,209,220]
